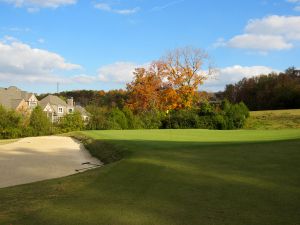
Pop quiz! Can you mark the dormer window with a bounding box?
[58,107,63,113]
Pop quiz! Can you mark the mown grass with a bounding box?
[1,129,300,225]
[245,109,300,129]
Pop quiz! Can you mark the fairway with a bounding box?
[1,129,300,225]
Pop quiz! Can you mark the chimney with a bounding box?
[67,97,74,107]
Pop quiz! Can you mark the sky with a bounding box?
[0,0,300,93]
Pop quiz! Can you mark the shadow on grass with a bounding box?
[1,135,300,225]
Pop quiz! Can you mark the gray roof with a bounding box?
[0,97,23,110]
[75,105,90,117]
[38,101,53,111]
[0,86,34,110]
[39,95,67,107]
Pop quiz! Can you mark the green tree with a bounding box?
[0,105,23,138]
[29,106,51,136]
[59,112,85,132]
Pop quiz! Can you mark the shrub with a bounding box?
[0,105,24,139]
[139,110,164,129]
[221,100,250,129]
[107,108,128,130]
[162,110,200,129]
[87,106,133,130]
[86,106,110,130]
[122,107,144,129]
[83,101,249,131]
[29,106,52,136]
[59,111,85,133]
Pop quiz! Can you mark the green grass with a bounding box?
[1,129,300,225]
[245,109,300,129]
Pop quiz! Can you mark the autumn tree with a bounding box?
[127,47,213,112]
[162,47,213,109]
[126,63,166,112]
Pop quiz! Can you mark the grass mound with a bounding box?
[70,132,125,164]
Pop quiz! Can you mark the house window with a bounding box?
[58,107,63,113]
[68,108,73,113]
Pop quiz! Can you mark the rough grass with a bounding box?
[0,129,300,225]
[245,109,300,129]
[0,139,18,145]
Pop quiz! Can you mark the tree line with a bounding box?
[220,67,300,110]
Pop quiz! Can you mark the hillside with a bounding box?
[244,109,300,129]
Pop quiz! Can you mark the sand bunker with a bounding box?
[0,136,101,188]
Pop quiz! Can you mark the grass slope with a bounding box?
[245,109,300,129]
[1,129,300,225]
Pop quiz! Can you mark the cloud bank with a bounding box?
[216,15,300,52]
[98,61,146,83]
[203,65,279,91]
[0,38,83,83]
[1,0,76,11]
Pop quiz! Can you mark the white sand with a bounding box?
[0,136,102,188]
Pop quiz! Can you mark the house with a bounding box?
[0,86,89,123]
[39,95,89,123]
[39,95,75,123]
[74,105,90,122]
[0,86,38,113]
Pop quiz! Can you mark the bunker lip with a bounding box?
[0,136,102,189]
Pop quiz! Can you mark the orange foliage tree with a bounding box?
[126,47,214,112]
[126,63,165,112]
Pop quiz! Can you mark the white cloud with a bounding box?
[4,27,31,32]
[98,61,146,83]
[94,3,111,11]
[27,7,39,12]
[71,74,97,83]
[2,35,19,42]
[1,0,76,10]
[114,8,139,15]
[97,62,279,91]
[287,0,300,10]
[94,2,139,15]
[37,38,45,44]
[245,15,300,40]
[151,0,184,12]
[227,34,292,51]
[216,15,300,52]
[202,65,279,91]
[0,39,82,83]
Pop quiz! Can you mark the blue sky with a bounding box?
[0,0,300,93]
